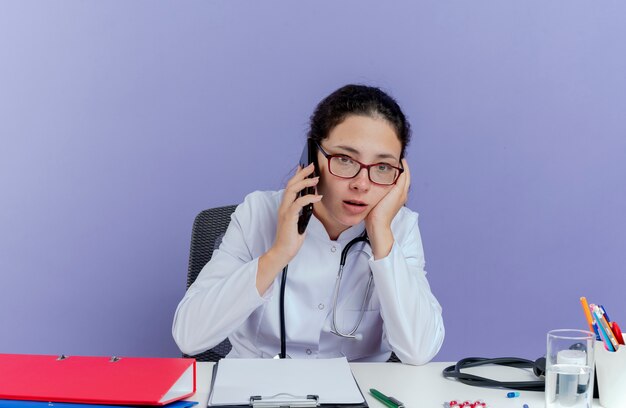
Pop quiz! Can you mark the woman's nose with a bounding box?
[349,168,370,191]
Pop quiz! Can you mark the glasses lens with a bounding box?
[370,163,398,185]
[329,156,360,178]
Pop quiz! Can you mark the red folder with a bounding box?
[0,354,196,406]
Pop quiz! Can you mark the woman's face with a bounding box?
[313,114,403,239]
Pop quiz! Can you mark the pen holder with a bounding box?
[595,344,626,408]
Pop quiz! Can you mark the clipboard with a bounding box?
[207,358,368,408]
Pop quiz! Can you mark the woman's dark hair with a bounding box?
[307,84,411,158]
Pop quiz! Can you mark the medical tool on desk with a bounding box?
[442,356,547,391]
[278,233,371,357]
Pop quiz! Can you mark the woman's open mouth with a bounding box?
[342,200,368,215]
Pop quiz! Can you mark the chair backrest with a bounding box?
[184,204,237,362]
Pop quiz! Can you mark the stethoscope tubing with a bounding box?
[331,235,371,338]
[278,233,370,358]
[278,264,289,359]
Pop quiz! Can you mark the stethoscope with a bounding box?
[278,233,371,358]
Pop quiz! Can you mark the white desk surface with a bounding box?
[188,361,603,408]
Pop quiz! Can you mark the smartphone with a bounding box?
[297,139,319,234]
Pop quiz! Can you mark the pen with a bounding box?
[591,305,618,351]
[579,297,595,334]
[594,305,619,349]
[600,305,611,323]
[611,322,625,345]
[370,388,405,408]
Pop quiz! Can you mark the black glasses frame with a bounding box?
[315,142,404,185]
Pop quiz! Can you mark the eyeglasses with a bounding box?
[316,142,404,185]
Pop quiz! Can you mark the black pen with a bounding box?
[369,388,405,408]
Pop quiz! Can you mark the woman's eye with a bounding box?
[337,156,354,165]
[375,164,393,173]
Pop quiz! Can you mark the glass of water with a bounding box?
[546,329,595,408]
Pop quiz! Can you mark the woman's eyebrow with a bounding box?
[333,145,399,162]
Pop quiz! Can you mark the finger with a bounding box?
[388,169,409,204]
[284,176,319,203]
[281,194,323,223]
[401,159,411,185]
[393,160,409,196]
[300,163,317,178]
[391,171,407,194]
[286,175,319,194]
[288,194,323,217]
[286,163,316,189]
[280,176,319,212]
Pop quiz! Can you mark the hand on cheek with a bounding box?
[365,159,410,259]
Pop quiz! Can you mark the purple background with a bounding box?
[1,1,625,362]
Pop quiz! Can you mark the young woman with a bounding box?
[172,84,444,365]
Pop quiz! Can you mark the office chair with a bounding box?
[183,204,401,363]
[184,204,237,362]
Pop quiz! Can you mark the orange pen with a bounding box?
[579,297,595,333]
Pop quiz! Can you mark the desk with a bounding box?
[187,361,603,408]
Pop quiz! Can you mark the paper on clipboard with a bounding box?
[208,357,365,406]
